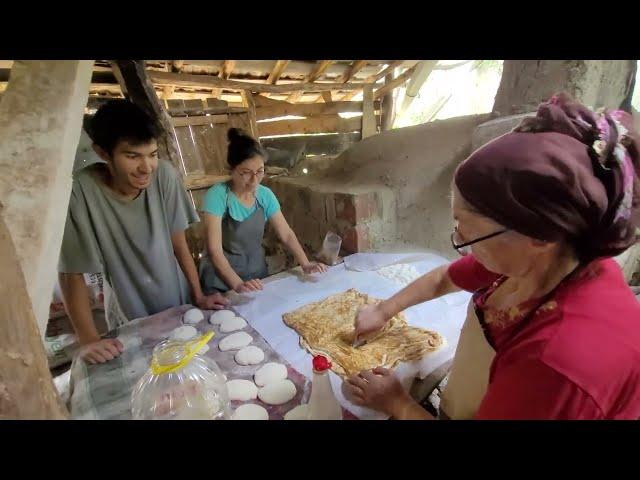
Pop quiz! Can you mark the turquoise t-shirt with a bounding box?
[203,182,280,221]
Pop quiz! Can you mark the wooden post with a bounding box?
[112,60,184,175]
[240,90,260,139]
[361,85,376,139]
[381,72,397,131]
[0,209,68,419]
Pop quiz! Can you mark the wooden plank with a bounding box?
[258,115,362,137]
[149,71,365,94]
[321,91,333,103]
[267,60,291,84]
[361,85,376,139]
[255,101,363,120]
[373,64,418,100]
[240,90,260,138]
[169,105,246,116]
[171,114,228,127]
[219,60,236,79]
[169,99,205,175]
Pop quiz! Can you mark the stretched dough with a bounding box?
[232,403,269,420]
[219,332,253,351]
[254,362,287,387]
[226,379,258,401]
[258,379,297,405]
[183,308,204,325]
[169,325,198,342]
[209,310,235,325]
[220,316,248,333]
[235,346,265,366]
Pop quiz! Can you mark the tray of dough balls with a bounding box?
[137,304,312,420]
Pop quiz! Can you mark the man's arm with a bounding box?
[58,272,123,364]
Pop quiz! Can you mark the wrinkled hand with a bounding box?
[354,303,387,343]
[195,292,230,310]
[235,278,263,293]
[302,262,328,275]
[79,338,124,365]
[344,367,408,415]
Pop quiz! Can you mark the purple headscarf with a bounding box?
[454,93,640,262]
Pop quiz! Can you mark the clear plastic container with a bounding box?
[131,332,231,420]
[317,232,342,266]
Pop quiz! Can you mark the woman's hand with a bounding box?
[302,262,328,275]
[194,292,230,310]
[354,303,388,343]
[345,367,411,415]
[234,279,263,293]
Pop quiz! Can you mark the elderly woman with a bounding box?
[347,94,640,420]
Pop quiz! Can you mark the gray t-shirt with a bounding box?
[58,159,199,321]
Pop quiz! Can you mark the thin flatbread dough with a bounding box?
[283,288,443,377]
[219,331,253,351]
[220,316,248,333]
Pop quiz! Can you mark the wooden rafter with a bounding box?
[149,71,364,94]
[340,60,367,83]
[219,60,236,80]
[267,60,291,84]
[373,64,418,100]
[341,60,406,101]
[287,60,334,103]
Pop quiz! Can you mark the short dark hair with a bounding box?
[88,99,160,154]
[227,128,267,169]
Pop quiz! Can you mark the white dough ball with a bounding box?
[226,379,258,401]
[218,332,253,351]
[182,308,204,325]
[258,379,297,405]
[209,310,236,325]
[220,316,248,333]
[232,403,269,420]
[235,346,265,366]
[254,362,288,387]
[169,325,198,342]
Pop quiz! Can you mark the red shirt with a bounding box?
[448,255,640,420]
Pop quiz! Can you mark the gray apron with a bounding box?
[199,194,268,294]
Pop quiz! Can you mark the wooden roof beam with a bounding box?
[149,71,364,94]
[267,60,291,84]
[287,60,334,103]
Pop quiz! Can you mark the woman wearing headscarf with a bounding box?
[347,94,640,420]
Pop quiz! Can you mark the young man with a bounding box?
[59,100,228,364]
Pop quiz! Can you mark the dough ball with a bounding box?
[235,346,265,366]
[226,379,258,401]
[219,332,253,351]
[254,362,288,387]
[258,379,297,405]
[169,325,198,342]
[209,310,235,325]
[232,403,269,420]
[220,316,248,333]
[182,308,204,325]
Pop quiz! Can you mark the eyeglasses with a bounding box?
[238,169,265,181]
[450,228,508,256]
